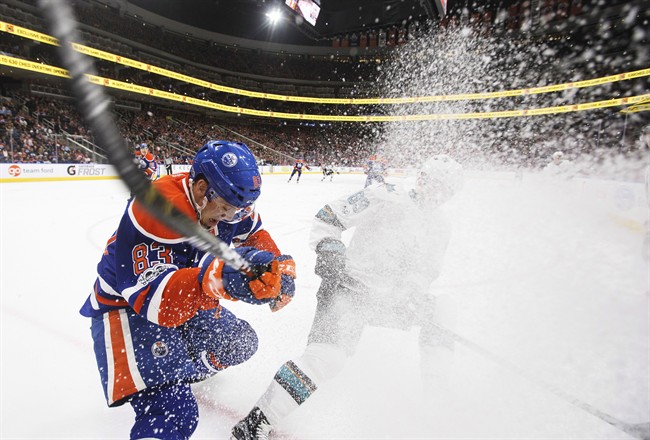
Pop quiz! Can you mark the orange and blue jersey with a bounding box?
[80,172,280,408]
[135,148,159,181]
[80,173,280,327]
[289,160,310,181]
[292,160,309,171]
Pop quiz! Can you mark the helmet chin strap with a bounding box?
[188,178,208,225]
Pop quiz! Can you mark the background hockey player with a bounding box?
[135,142,160,181]
[287,158,310,183]
[364,154,388,187]
[321,163,338,182]
[231,155,464,440]
[542,150,575,179]
[80,140,297,440]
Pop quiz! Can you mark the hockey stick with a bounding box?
[37,0,250,273]
[433,323,650,440]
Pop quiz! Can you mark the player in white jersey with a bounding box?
[542,150,575,179]
[321,164,338,182]
[231,155,464,440]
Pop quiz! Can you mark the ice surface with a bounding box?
[1,172,648,439]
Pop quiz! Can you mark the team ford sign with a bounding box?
[0,164,120,181]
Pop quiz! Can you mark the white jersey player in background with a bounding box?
[542,150,575,179]
[231,155,464,440]
[321,164,339,182]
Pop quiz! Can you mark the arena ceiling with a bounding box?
[127,0,478,46]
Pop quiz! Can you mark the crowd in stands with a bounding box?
[1,0,645,172]
[0,95,96,164]
[0,91,374,167]
[111,102,375,167]
[2,89,647,184]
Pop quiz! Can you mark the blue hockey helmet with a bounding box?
[190,140,261,208]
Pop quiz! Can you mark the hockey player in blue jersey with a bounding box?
[135,143,160,181]
[231,155,463,439]
[80,140,297,440]
[287,159,310,183]
[364,154,388,187]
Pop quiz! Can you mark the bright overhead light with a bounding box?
[266,9,282,25]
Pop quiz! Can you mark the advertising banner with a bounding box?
[0,164,120,182]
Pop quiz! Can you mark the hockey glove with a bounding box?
[269,255,296,312]
[199,247,281,304]
[315,238,346,282]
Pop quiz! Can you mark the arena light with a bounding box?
[266,9,282,26]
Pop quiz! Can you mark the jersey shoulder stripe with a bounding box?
[129,174,195,243]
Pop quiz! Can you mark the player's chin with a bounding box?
[202,218,219,229]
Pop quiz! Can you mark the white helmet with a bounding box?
[641,126,650,145]
[416,154,463,206]
[552,151,564,160]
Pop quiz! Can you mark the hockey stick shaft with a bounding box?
[433,323,650,439]
[37,0,250,273]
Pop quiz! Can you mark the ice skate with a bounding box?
[231,407,272,440]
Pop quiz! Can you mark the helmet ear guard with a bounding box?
[204,185,219,203]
